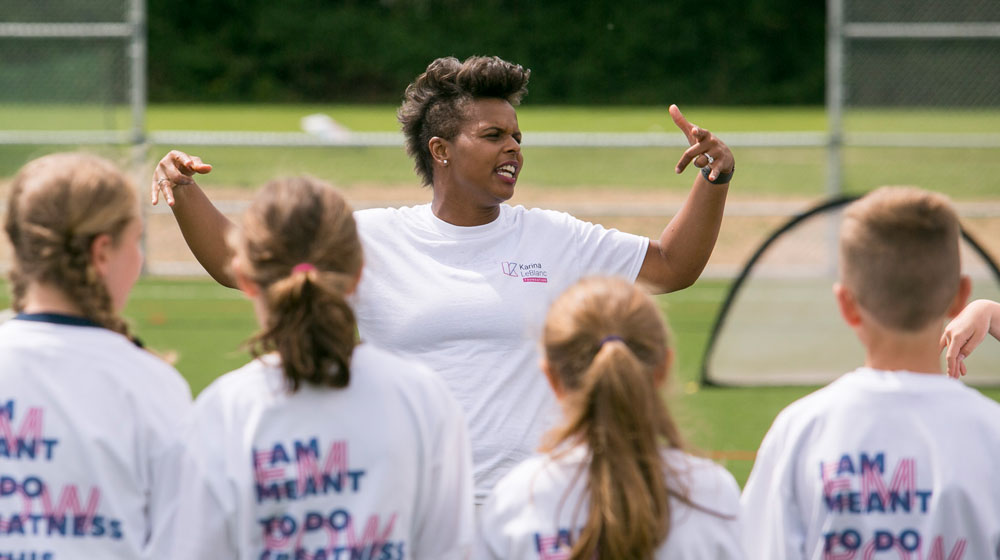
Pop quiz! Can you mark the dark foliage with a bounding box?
[148,0,824,105]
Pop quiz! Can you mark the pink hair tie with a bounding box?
[292,263,317,274]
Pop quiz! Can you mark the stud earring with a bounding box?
[443,159,448,165]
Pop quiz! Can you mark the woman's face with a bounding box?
[442,98,523,206]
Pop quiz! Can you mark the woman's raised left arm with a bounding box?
[638,104,733,293]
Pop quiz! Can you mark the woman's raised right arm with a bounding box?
[151,150,238,288]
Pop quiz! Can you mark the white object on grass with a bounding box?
[300,113,352,142]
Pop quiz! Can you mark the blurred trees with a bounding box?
[148,0,824,105]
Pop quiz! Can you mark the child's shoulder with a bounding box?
[485,452,567,516]
[664,449,741,507]
[776,374,854,418]
[193,357,273,409]
[70,324,190,402]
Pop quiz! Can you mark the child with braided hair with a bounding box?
[0,152,192,557]
[159,177,473,559]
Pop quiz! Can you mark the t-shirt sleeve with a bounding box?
[137,362,193,556]
[150,387,240,559]
[707,468,745,559]
[740,413,807,560]
[411,374,475,559]
[684,466,744,560]
[557,211,648,281]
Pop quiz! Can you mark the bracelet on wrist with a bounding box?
[701,165,734,185]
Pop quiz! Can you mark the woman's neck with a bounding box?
[431,197,501,226]
[430,183,503,226]
[20,282,84,316]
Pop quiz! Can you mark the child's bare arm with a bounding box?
[940,299,1000,378]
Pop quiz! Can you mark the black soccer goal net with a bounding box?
[702,196,1000,387]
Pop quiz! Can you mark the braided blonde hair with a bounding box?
[5,152,138,338]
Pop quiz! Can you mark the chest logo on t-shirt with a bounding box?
[501,261,549,283]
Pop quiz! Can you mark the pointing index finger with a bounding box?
[669,104,696,145]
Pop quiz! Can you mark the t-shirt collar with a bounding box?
[421,204,508,239]
[14,312,102,328]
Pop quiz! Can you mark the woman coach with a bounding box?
[150,55,735,503]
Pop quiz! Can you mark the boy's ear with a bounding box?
[946,275,973,319]
[834,283,863,327]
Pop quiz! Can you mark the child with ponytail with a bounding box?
[477,276,742,559]
[161,177,473,559]
[0,152,192,557]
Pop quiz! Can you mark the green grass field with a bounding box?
[3,103,1000,486]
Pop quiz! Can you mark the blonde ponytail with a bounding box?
[541,277,687,560]
[234,177,362,391]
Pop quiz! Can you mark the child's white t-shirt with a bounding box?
[0,316,192,559]
[159,344,474,560]
[741,368,1000,560]
[353,203,648,501]
[477,446,743,559]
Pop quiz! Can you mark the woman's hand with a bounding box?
[669,104,734,183]
[151,150,213,207]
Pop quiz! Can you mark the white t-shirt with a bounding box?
[158,344,474,560]
[477,446,743,559]
[353,203,648,501]
[0,315,192,559]
[741,368,1000,560]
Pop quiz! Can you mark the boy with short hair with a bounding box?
[741,187,1000,559]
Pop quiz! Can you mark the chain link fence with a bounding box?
[0,0,146,273]
[829,0,1000,192]
[0,0,143,141]
[841,0,1000,108]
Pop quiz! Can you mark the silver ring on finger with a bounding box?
[157,177,171,187]
[704,153,715,164]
